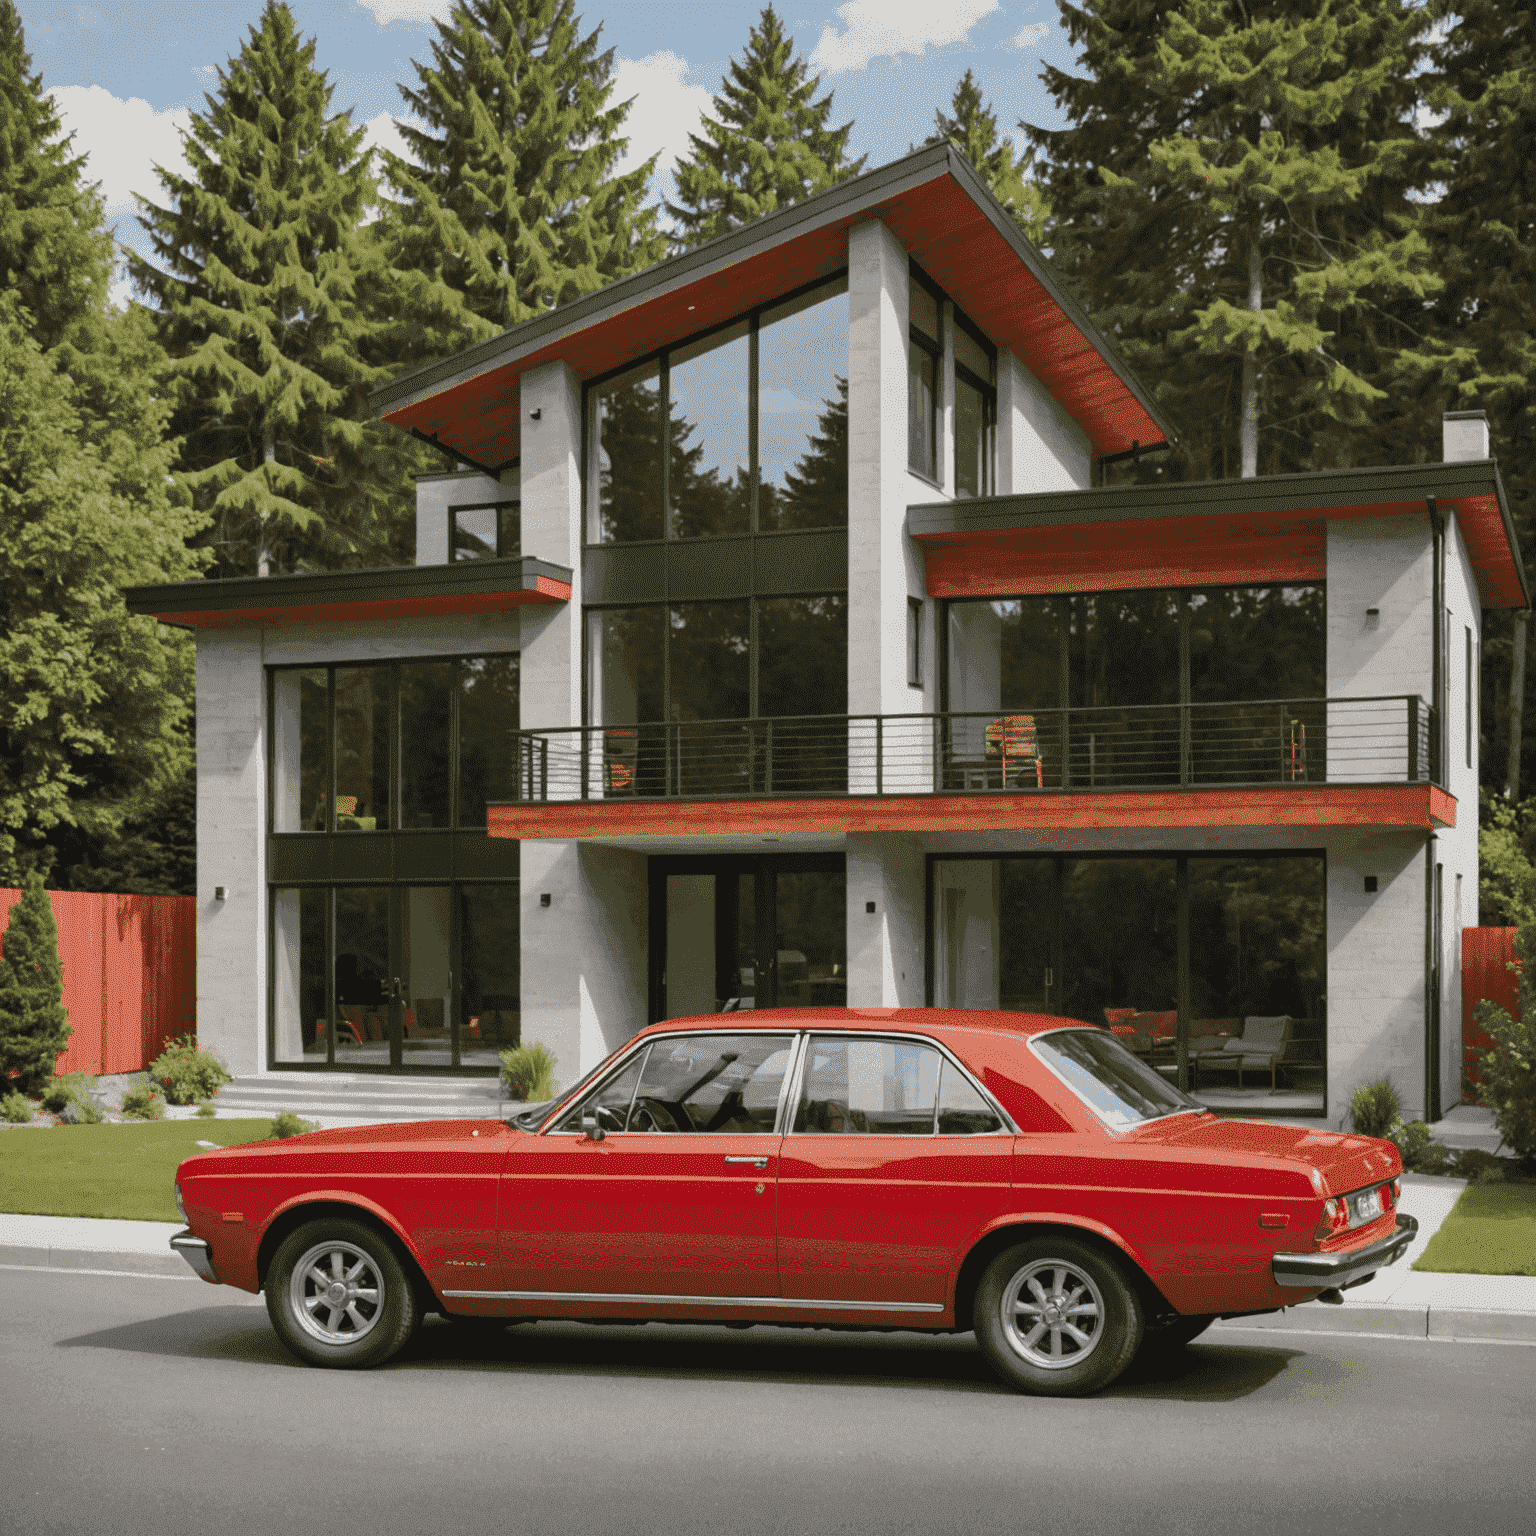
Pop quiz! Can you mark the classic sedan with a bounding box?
[170,1008,1416,1395]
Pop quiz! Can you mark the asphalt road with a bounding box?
[4,1267,1532,1536]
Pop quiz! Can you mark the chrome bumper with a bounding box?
[1272,1213,1418,1289]
[170,1230,221,1284]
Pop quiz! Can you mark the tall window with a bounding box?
[587,277,849,544]
[953,319,996,498]
[270,654,519,833]
[908,276,940,481]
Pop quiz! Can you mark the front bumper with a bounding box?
[170,1230,221,1284]
[1272,1213,1418,1289]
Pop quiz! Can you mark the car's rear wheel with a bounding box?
[266,1219,418,1369]
[973,1236,1143,1396]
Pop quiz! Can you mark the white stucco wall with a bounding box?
[846,833,925,1008]
[995,348,1092,494]
[414,468,509,566]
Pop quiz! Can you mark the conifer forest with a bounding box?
[0,1,1532,900]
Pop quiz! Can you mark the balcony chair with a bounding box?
[985,714,1044,789]
[1211,1014,1292,1089]
[603,726,638,795]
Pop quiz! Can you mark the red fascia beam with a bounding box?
[148,578,571,629]
[488,784,1455,841]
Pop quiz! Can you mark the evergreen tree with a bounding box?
[132,1,412,577]
[0,0,112,355]
[775,377,848,532]
[1026,0,1436,481]
[667,6,864,250]
[378,0,666,364]
[1399,1,1535,796]
[924,70,1048,246]
[0,872,70,1094]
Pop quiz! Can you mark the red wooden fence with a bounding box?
[0,889,195,1077]
[1462,926,1520,1089]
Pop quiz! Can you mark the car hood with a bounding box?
[1131,1113,1400,1193]
[176,1117,512,1175]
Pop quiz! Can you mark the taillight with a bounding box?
[1315,1182,1392,1242]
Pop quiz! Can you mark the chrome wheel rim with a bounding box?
[1000,1259,1106,1370]
[289,1240,384,1346]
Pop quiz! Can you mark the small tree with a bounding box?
[0,872,70,1093]
[1472,891,1536,1168]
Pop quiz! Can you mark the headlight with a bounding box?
[175,1182,187,1223]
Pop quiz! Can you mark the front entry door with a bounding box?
[499,1032,794,1299]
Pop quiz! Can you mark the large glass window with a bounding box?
[933,853,1327,1114]
[460,884,521,1055]
[588,278,848,544]
[451,501,519,560]
[954,322,996,499]
[908,276,940,481]
[272,887,326,1062]
[270,654,518,833]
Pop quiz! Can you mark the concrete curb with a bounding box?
[1,1244,194,1279]
[1213,1302,1536,1344]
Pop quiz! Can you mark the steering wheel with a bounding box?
[628,1097,683,1133]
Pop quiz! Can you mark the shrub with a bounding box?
[0,872,71,1094]
[149,1036,232,1106]
[57,1092,103,1124]
[41,1073,98,1116]
[1388,1119,1455,1175]
[268,1111,319,1139]
[1472,896,1536,1169]
[499,1042,558,1101]
[120,1081,165,1120]
[1351,1077,1402,1139]
[0,1090,33,1122]
[193,1100,217,1119]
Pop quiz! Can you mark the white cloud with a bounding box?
[1004,21,1052,50]
[361,110,416,167]
[48,85,192,221]
[610,51,713,182]
[808,0,1001,74]
[354,1,449,24]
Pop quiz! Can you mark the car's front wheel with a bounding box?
[973,1236,1143,1396]
[266,1218,419,1369]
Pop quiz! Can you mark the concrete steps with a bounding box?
[210,1073,511,1127]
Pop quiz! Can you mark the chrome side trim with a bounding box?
[170,1230,221,1285]
[440,1287,945,1313]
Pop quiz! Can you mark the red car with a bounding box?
[170,1009,1414,1395]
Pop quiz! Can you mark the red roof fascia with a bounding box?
[487,784,1454,841]
[149,578,571,629]
[379,174,1164,471]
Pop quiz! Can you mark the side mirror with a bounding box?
[581,1108,605,1142]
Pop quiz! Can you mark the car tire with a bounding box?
[973,1236,1144,1397]
[266,1218,419,1369]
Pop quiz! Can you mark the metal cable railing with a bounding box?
[510,695,1435,803]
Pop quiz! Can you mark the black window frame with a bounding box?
[449,500,520,561]
[583,272,851,546]
[266,652,520,835]
[908,596,924,688]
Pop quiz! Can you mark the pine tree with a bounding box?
[0,872,70,1094]
[924,70,1047,246]
[378,0,666,364]
[667,5,864,250]
[132,1,413,577]
[1397,1,1536,795]
[1026,0,1436,481]
[0,0,112,354]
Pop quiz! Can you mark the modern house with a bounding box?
[127,142,1525,1123]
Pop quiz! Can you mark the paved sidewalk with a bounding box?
[3,1171,1532,1340]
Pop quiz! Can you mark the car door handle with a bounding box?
[723,1156,770,1168]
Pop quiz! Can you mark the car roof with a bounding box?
[635,1007,1086,1041]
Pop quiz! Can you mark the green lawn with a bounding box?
[0,1121,276,1222]
[1413,1183,1536,1277]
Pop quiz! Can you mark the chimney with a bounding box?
[1443,409,1490,462]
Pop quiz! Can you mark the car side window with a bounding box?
[552,1050,648,1133]
[936,1060,1004,1134]
[626,1033,793,1134]
[793,1035,942,1135]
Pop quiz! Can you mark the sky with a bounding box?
[15,1,1080,300]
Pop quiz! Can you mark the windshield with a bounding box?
[1030,1029,1202,1128]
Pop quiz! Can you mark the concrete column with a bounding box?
[995,347,1093,494]
[519,359,584,733]
[847,218,913,719]
[846,834,925,1008]
[195,628,267,1076]
[520,841,648,1079]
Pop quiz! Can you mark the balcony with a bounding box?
[490,696,1452,840]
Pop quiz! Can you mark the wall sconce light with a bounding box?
[528,407,542,421]
[540,893,551,907]
[1365,607,1381,630]
[214,887,227,902]
[1363,876,1378,893]
[866,901,876,914]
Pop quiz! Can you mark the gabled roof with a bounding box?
[909,459,1528,609]
[368,142,1175,470]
